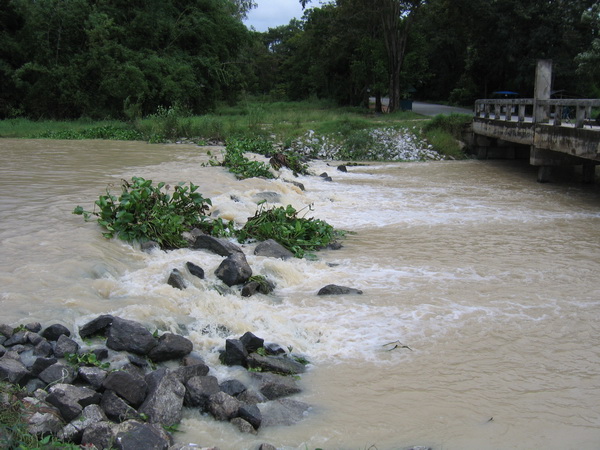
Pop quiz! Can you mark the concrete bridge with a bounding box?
[471,60,600,182]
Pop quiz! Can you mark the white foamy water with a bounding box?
[1,139,600,449]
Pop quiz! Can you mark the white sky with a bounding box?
[244,0,306,32]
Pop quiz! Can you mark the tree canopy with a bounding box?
[0,0,597,119]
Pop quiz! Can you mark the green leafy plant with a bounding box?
[65,352,110,370]
[73,177,213,249]
[218,138,275,179]
[237,202,339,258]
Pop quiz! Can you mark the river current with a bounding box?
[1,139,600,449]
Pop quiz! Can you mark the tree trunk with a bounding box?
[379,0,422,112]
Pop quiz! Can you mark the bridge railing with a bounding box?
[474,98,600,128]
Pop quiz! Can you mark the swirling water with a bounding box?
[1,139,600,449]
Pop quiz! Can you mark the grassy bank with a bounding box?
[0,99,471,160]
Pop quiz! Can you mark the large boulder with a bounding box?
[100,390,141,423]
[207,391,241,421]
[254,239,294,260]
[219,339,248,367]
[138,371,185,426]
[81,421,116,449]
[184,375,220,410]
[167,269,186,290]
[317,284,363,295]
[191,235,244,257]
[251,372,301,400]
[38,362,76,385]
[102,370,148,408]
[214,253,252,287]
[79,315,114,339]
[113,420,173,450]
[0,356,29,384]
[106,317,157,355]
[58,404,107,443]
[54,334,79,358]
[246,353,306,375]
[21,396,64,437]
[147,333,193,363]
[46,384,102,422]
[41,324,71,341]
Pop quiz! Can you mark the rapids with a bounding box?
[1,139,600,449]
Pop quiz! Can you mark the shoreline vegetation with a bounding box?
[0,99,472,161]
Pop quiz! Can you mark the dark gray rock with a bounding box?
[167,269,186,290]
[39,362,76,385]
[81,421,116,449]
[230,417,257,435]
[214,253,252,287]
[219,339,248,367]
[106,317,157,355]
[241,278,276,297]
[0,344,5,357]
[247,353,306,375]
[113,420,173,450]
[148,333,193,362]
[186,261,205,279]
[46,384,102,422]
[0,324,14,338]
[41,324,71,341]
[237,388,267,405]
[7,344,28,353]
[92,347,109,361]
[208,391,241,421]
[317,284,363,295]
[24,377,46,393]
[240,331,264,353]
[139,372,185,426]
[29,357,57,377]
[171,360,210,385]
[140,240,160,253]
[79,315,114,339]
[33,339,53,357]
[54,334,80,358]
[258,398,311,426]
[264,342,286,356]
[128,353,150,368]
[238,403,262,430]
[251,372,301,400]
[0,356,29,384]
[25,322,42,333]
[102,370,148,407]
[337,164,348,172]
[191,235,243,257]
[219,379,246,397]
[258,444,278,450]
[4,331,28,346]
[78,366,108,390]
[183,375,220,410]
[100,389,141,423]
[254,239,294,260]
[58,404,107,443]
[26,332,44,346]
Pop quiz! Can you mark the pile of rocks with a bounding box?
[0,315,310,449]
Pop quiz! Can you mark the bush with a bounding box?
[237,203,339,258]
[73,177,213,249]
[217,138,275,179]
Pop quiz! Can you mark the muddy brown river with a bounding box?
[1,139,600,449]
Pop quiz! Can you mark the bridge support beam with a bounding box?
[531,146,597,183]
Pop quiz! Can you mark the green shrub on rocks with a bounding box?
[73,177,214,249]
[237,203,339,258]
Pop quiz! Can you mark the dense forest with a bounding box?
[1,0,598,119]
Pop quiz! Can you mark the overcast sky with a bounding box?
[244,0,306,32]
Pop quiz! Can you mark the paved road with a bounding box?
[412,101,472,116]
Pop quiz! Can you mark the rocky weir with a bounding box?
[0,231,363,449]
